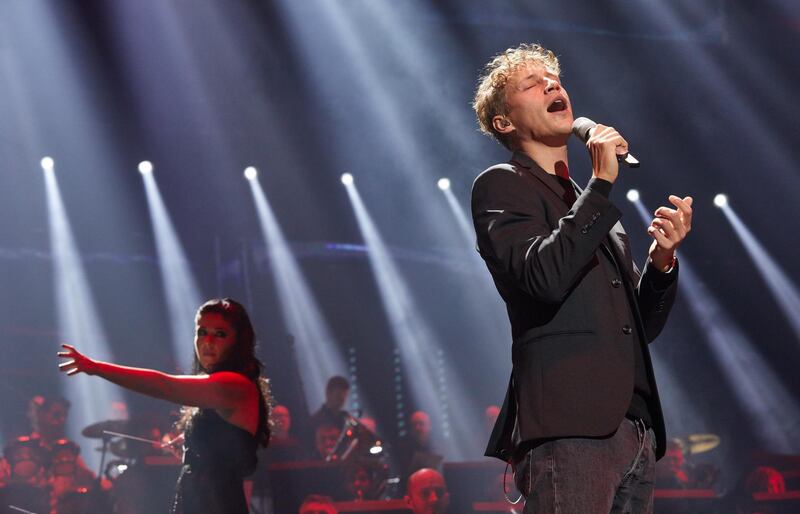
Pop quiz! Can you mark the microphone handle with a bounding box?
[618,152,640,168]
[575,118,641,168]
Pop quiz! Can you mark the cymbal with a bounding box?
[685,433,721,455]
[81,419,131,439]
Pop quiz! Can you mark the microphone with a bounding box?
[572,117,640,168]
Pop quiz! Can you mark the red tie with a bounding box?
[555,162,577,206]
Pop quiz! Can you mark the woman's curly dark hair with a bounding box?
[177,298,271,446]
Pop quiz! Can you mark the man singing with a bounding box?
[471,43,693,513]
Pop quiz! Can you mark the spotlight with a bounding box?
[626,189,640,203]
[244,166,258,181]
[437,178,451,191]
[138,161,153,175]
[341,173,353,185]
[714,194,728,208]
[40,157,54,171]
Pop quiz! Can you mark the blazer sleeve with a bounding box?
[471,167,622,303]
[634,259,680,342]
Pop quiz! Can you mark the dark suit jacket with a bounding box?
[471,151,678,462]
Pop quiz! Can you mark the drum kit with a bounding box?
[82,418,183,514]
[677,433,722,489]
[1,418,182,514]
[0,434,104,514]
[656,432,722,490]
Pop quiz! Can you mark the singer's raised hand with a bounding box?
[648,195,693,271]
[58,343,100,376]
[586,124,628,184]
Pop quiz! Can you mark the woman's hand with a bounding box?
[58,344,99,376]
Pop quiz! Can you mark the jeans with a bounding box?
[514,418,656,514]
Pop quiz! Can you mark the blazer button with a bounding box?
[622,325,633,335]
[611,278,622,288]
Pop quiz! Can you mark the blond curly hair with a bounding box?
[473,43,561,149]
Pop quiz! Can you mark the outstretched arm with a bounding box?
[58,344,254,410]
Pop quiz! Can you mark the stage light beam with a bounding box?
[437,178,451,191]
[341,173,353,185]
[626,189,640,203]
[440,184,474,246]
[438,180,509,339]
[138,161,153,175]
[714,194,728,208]
[43,161,122,471]
[244,166,258,181]
[248,178,349,410]
[720,205,800,342]
[40,156,54,171]
[344,179,483,460]
[141,167,203,369]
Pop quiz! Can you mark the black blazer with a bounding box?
[472,151,678,461]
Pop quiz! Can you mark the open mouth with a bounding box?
[547,98,568,113]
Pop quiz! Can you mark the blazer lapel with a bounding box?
[510,151,570,209]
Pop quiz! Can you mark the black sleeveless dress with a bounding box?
[171,405,261,514]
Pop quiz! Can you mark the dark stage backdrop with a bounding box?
[1,0,798,489]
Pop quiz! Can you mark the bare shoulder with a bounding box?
[207,372,258,397]
[207,371,252,384]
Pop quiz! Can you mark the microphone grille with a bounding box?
[571,117,597,142]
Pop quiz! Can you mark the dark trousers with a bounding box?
[514,418,656,514]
